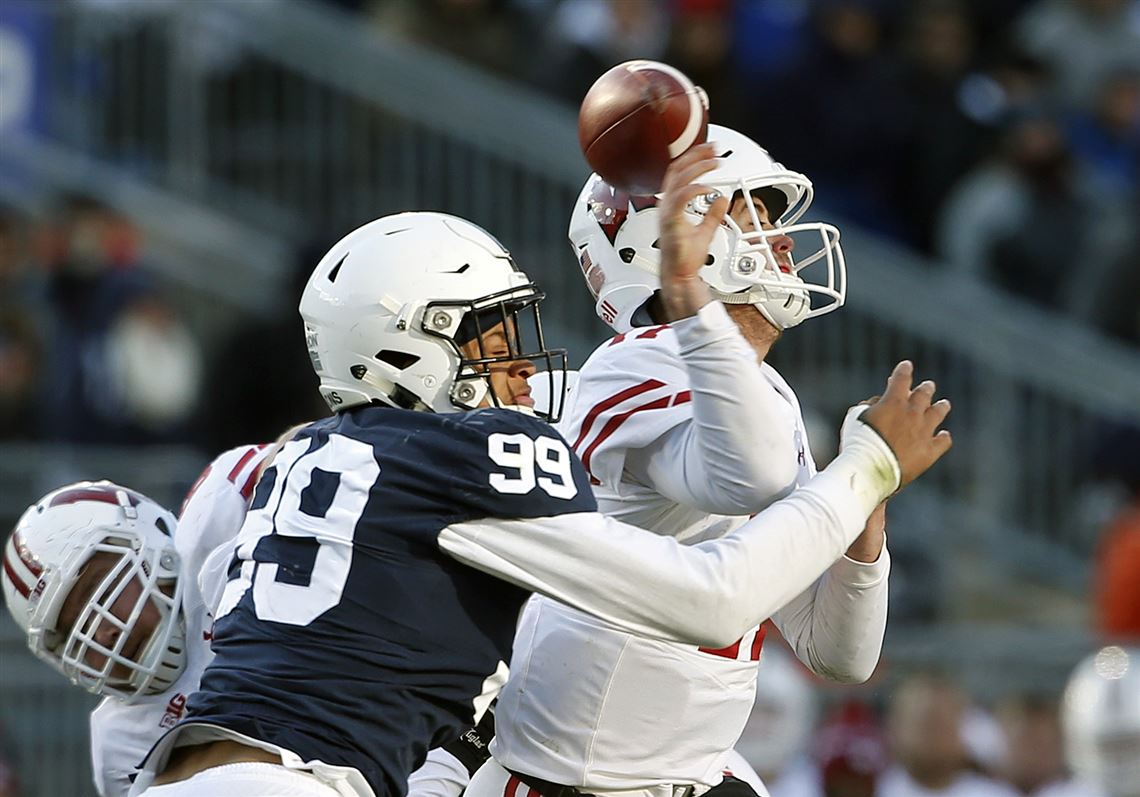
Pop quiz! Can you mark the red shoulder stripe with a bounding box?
[226,447,260,484]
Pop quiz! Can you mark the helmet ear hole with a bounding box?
[618,247,636,263]
[375,350,421,370]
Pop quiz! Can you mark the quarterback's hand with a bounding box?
[657,143,729,322]
[860,361,952,488]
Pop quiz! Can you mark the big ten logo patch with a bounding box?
[160,693,187,728]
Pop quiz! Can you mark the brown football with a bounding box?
[578,60,710,195]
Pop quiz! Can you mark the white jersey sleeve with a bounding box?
[769,405,889,682]
[769,549,889,683]
[88,444,272,797]
[177,444,270,581]
[438,418,899,648]
[563,303,800,514]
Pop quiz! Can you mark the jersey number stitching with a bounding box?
[216,434,381,626]
[487,433,578,500]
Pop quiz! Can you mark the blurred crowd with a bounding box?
[362,0,1140,345]
[734,648,1105,797]
[0,197,327,452]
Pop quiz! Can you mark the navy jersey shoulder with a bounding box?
[179,406,595,797]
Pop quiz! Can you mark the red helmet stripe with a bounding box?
[49,486,140,509]
[2,551,31,598]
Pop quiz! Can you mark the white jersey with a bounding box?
[90,444,271,797]
[494,303,890,791]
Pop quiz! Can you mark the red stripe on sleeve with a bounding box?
[226,448,259,484]
[504,776,521,797]
[240,462,262,501]
[570,379,665,453]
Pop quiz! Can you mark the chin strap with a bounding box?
[711,278,811,330]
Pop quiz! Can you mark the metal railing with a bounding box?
[5,0,1139,562]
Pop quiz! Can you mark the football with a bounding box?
[578,60,710,195]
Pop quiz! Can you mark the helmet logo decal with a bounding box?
[578,248,606,300]
[305,327,323,372]
[587,177,658,244]
[12,531,44,577]
[327,253,348,283]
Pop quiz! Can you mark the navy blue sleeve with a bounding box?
[441,409,597,521]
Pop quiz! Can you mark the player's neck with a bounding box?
[728,305,781,363]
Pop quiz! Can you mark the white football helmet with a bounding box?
[300,212,567,420]
[1062,646,1140,797]
[736,648,818,776]
[569,124,846,332]
[1,481,185,701]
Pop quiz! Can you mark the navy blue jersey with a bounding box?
[181,405,596,797]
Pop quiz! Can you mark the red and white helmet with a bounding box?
[569,124,846,332]
[1,481,186,701]
[1062,646,1140,797]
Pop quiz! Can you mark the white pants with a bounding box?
[137,762,343,797]
[466,758,717,797]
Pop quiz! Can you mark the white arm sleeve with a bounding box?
[771,549,889,683]
[406,748,470,797]
[773,405,890,682]
[624,303,799,514]
[438,423,899,648]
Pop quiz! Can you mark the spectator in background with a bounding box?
[1067,68,1140,199]
[879,673,1017,797]
[371,0,536,78]
[104,291,202,440]
[1093,425,1140,642]
[1015,0,1140,112]
[0,313,41,442]
[730,0,811,85]
[817,701,889,797]
[935,112,1094,308]
[197,239,328,454]
[534,0,669,104]
[896,0,992,251]
[39,194,202,444]
[0,207,46,441]
[1063,67,1140,343]
[748,0,909,238]
[997,694,1097,797]
[737,647,821,797]
[664,0,750,133]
